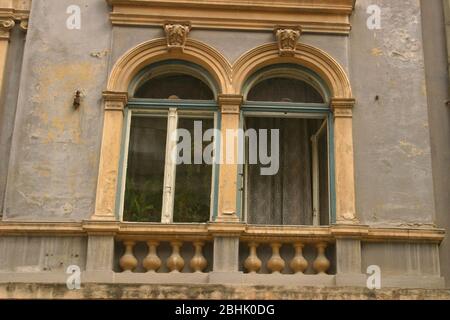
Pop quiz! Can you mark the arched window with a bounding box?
[247,77,324,103]
[134,74,214,100]
[240,65,333,226]
[120,61,219,224]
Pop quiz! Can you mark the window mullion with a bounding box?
[161,108,179,224]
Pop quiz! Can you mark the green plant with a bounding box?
[123,178,162,222]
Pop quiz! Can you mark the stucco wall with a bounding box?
[3,0,112,220]
[0,1,445,284]
[421,0,450,286]
[0,28,26,215]
[2,283,450,299]
[350,0,436,227]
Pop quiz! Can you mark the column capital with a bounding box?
[218,94,243,114]
[330,97,356,107]
[103,91,128,112]
[103,90,129,103]
[331,97,355,118]
[0,19,15,40]
[19,19,28,32]
[218,94,243,105]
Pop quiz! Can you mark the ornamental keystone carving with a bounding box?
[274,26,302,56]
[164,23,191,52]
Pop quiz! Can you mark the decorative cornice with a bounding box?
[106,0,355,35]
[0,221,445,244]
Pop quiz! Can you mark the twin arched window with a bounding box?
[121,61,333,226]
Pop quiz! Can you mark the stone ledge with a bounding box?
[1,283,450,300]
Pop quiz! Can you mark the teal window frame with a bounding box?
[116,99,221,223]
[237,64,336,225]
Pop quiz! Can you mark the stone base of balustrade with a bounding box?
[0,272,445,290]
[0,278,449,300]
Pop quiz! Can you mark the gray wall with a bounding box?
[0,0,444,270]
[0,236,87,272]
[0,27,26,215]
[0,0,447,285]
[3,0,112,220]
[350,0,436,226]
[421,0,450,286]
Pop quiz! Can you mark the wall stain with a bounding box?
[398,140,425,158]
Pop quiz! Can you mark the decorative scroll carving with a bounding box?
[19,19,28,32]
[164,23,191,52]
[274,26,302,56]
[0,19,15,40]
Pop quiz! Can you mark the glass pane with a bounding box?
[134,75,214,100]
[247,77,324,103]
[173,117,214,223]
[123,115,167,222]
[245,117,329,226]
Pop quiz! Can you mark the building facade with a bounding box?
[0,0,449,299]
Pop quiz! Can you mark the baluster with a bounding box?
[167,241,185,272]
[313,242,330,275]
[267,242,285,274]
[143,241,161,273]
[290,242,308,274]
[190,241,207,273]
[119,240,138,272]
[244,242,262,274]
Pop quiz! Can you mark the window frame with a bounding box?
[238,65,336,225]
[116,98,221,224]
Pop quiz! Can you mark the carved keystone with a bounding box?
[274,26,302,56]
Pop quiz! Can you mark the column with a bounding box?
[331,98,358,224]
[216,94,243,223]
[161,108,178,223]
[0,18,14,103]
[92,91,128,221]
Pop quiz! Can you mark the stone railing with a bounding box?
[115,223,213,274]
[242,241,332,275]
[239,225,334,276]
[0,221,445,287]
[117,240,213,273]
[114,224,335,276]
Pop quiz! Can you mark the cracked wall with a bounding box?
[350,0,436,227]
[3,0,111,220]
[0,0,440,229]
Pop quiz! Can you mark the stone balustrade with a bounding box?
[243,241,332,275]
[118,239,211,273]
[115,224,335,275]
